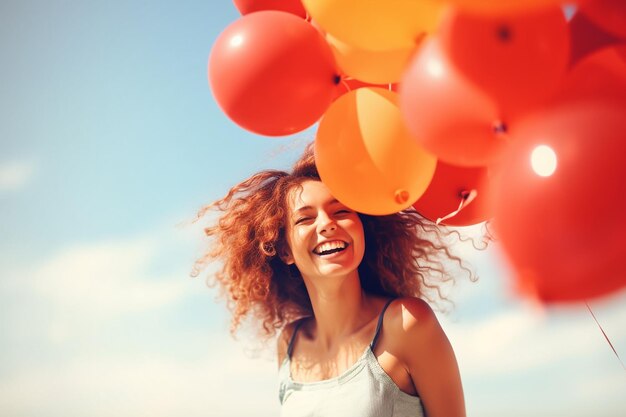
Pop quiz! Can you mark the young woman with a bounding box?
[193,145,467,417]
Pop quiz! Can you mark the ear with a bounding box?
[279,245,295,265]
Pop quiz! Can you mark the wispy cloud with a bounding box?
[0,339,280,417]
[0,159,36,192]
[0,225,208,349]
[30,237,192,319]
[443,293,626,377]
[573,367,626,405]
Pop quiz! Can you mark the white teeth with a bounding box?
[314,241,347,254]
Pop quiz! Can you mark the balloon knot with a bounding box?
[395,190,410,205]
[333,74,342,85]
[493,121,508,135]
[414,32,426,46]
[497,25,512,42]
[436,189,478,225]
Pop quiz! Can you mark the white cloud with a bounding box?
[0,224,211,348]
[442,296,626,377]
[573,367,626,404]
[438,294,626,417]
[30,237,192,320]
[0,159,36,192]
[0,338,280,417]
[0,225,270,416]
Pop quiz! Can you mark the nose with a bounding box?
[317,212,337,234]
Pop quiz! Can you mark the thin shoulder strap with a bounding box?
[286,319,306,359]
[370,298,396,351]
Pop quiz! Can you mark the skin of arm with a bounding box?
[388,297,466,417]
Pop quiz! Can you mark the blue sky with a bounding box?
[1,1,625,416]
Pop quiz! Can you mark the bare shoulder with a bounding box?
[385,297,465,417]
[386,297,438,331]
[383,297,443,353]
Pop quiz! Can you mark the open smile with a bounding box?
[312,240,349,256]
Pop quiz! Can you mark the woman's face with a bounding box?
[283,180,365,281]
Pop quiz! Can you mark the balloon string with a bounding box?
[436,189,478,225]
[585,301,626,371]
[340,77,352,92]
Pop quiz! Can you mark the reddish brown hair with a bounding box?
[192,145,472,338]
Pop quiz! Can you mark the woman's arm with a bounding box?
[393,297,466,417]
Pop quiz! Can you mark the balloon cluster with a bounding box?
[208,0,626,304]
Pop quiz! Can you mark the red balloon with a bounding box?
[413,160,492,226]
[568,10,621,66]
[208,11,339,136]
[400,38,505,167]
[440,7,570,119]
[554,45,626,105]
[233,0,307,18]
[580,0,626,40]
[492,103,626,302]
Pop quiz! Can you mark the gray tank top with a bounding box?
[278,299,424,417]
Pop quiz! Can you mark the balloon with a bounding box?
[439,0,573,14]
[400,38,504,167]
[302,0,442,51]
[568,10,621,66]
[315,88,437,215]
[580,0,626,39]
[492,103,626,302]
[413,161,491,226]
[232,0,307,18]
[333,79,397,102]
[440,6,570,118]
[208,11,339,136]
[553,45,626,105]
[327,33,418,84]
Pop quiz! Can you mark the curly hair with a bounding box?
[192,144,473,339]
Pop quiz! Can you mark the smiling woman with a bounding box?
[192,144,470,417]
[282,181,365,283]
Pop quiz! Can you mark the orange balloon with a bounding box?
[413,161,492,226]
[580,0,626,39]
[327,34,418,84]
[400,38,505,167]
[333,80,397,102]
[439,7,570,119]
[315,88,437,215]
[302,0,442,51]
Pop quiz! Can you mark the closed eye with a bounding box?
[295,217,312,225]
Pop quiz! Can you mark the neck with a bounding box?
[303,270,373,351]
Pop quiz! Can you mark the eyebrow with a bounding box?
[294,199,341,213]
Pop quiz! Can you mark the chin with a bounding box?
[317,264,360,278]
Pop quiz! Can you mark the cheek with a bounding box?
[356,230,366,255]
[289,228,311,254]
[347,221,366,253]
